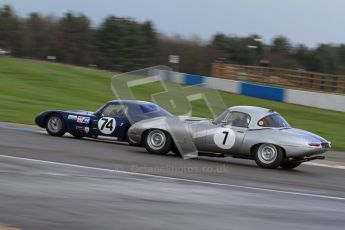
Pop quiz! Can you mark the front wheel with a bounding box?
[143,129,172,155]
[254,144,284,169]
[280,161,301,169]
[45,114,66,137]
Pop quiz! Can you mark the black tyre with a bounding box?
[143,129,172,155]
[45,114,66,137]
[280,161,301,169]
[253,144,284,169]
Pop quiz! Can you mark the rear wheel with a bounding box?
[254,144,284,169]
[280,161,301,169]
[143,129,172,155]
[45,114,66,137]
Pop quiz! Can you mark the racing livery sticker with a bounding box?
[213,127,236,149]
[98,117,116,135]
[68,115,78,120]
[77,116,90,124]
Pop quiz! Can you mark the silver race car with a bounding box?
[128,106,331,169]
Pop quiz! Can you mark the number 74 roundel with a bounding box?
[98,117,116,135]
[213,127,236,149]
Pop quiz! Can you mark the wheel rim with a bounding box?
[147,130,166,150]
[257,144,277,164]
[47,116,62,133]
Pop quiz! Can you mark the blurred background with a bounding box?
[0,1,345,75]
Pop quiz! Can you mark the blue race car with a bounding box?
[35,100,172,145]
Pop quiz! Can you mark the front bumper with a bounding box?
[283,142,331,158]
[35,114,45,128]
[285,155,325,163]
[295,155,325,163]
[127,127,142,144]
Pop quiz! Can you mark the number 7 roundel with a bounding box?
[98,117,116,135]
[213,127,236,149]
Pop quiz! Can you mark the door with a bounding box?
[91,103,129,137]
[204,111,250,154]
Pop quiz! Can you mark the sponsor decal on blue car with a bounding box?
[75,126,84,130]
[68,115,78,120]
[77,116,90,124]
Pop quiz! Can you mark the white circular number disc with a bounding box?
[98,117,116,135]
[213,128,236,149]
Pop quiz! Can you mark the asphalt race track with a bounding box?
[0,125,345,230]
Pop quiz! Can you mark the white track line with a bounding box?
[0,154,344,201]
[305,162,345,170]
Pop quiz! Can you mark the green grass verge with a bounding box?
[0,57,344,150]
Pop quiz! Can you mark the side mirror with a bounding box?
[220,120,227,127]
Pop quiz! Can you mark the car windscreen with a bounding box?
[257,114,290,128]
[213,110,229,124]
[139,103,172,117]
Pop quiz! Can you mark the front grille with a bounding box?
[321,142,329,148]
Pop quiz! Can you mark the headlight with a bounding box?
[129,127,137,135]
[308,143,321,147]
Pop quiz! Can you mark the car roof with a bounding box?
[107,100,154,105]
[228,106,278,129]
[228,106,272,116]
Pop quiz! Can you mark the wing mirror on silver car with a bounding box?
[220,120,227,127]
